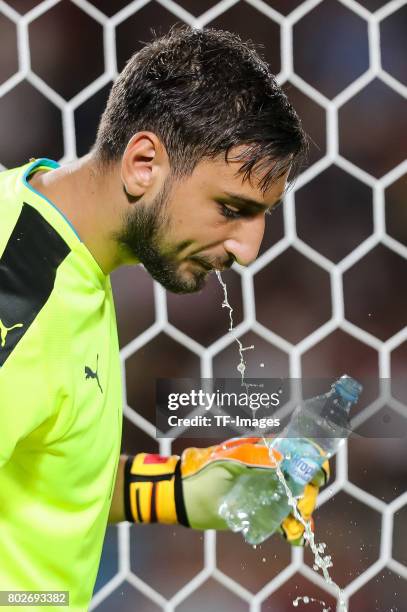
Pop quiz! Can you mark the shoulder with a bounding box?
[0,199,71,369]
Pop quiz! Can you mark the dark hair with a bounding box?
[93,26,308,192]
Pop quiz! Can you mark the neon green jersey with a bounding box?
[0,159,123,611]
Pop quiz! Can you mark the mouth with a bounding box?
[188,257,213,271]
[187,255,232,273]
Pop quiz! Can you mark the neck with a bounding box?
[28,154,127,275]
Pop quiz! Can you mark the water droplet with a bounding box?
[260,362,264,368]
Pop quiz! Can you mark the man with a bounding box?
[0,26,328,610]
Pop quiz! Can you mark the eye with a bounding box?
[217,202,242,219]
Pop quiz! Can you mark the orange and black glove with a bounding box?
[124,437,329,545]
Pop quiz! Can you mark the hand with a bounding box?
[182,437,282,530]
[123,437,329,542]
[182,437,329,544]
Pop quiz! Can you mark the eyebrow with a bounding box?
[219,191,284,212]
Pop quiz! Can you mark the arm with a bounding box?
[108,454,127,523]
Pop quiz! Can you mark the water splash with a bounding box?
[271,454,347,611]
[216,271,257,389]
[215,271,348,612]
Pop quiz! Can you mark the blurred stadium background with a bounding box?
[0,0,406,610]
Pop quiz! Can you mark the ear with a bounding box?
[121,132,168,199]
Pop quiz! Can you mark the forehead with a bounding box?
[191,147,289,203]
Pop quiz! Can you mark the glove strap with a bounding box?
[124,453,190,526]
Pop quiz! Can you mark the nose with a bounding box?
[223,215,265,267]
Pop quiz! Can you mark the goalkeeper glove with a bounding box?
[124,437,329,545]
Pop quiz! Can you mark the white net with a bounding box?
[0,0,406,610]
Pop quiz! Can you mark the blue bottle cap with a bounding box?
[334,375,363,403]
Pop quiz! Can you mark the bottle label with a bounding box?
[286,453,321,487]
[276,438,322,488]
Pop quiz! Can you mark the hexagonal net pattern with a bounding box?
[0,0,406,610]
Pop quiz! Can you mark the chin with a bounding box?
[162,270,208,294]
[142,256,209,294]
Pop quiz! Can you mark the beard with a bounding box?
[115,178,209,294]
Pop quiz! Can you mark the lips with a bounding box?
[189,257,212,271]
[188,255,232,272]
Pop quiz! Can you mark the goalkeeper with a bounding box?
[0,26,329,611]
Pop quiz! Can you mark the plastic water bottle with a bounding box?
[218,375,363,545]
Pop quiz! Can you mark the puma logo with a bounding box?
[85,354,103,394]
[0,319,23,348]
